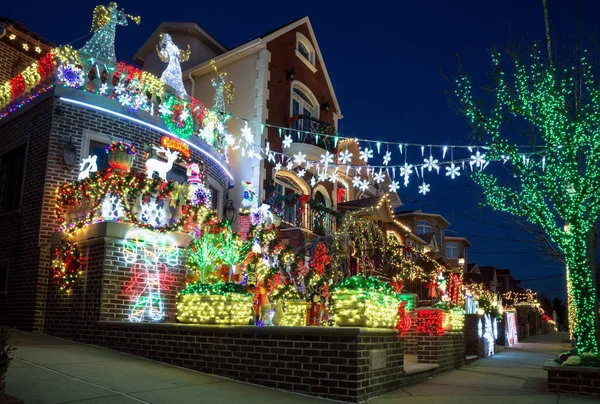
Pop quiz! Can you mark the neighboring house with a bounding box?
[394,209,470,271]
[0,18,53,83]
[466,265,499,293]
[496,268,522,294]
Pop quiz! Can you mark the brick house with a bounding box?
[133,17,394,248]
[394,209,470,272]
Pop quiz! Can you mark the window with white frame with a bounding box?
[295,32,316,70]
[416,220,431,235]
[274,174,303,226]
[292,85,318,133]
[446,242,458,259]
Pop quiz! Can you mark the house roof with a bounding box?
[444,236,472,247]
[337,196,382,210]
[467,263,480,273]
[180,16,342,119]
[0,17,54,47]
[478,266,498,282]
[133,21,227,65]
[394,209,451,227]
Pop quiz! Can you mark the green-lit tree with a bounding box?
[455,47,600,353]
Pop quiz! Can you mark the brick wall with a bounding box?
[547,366,600,397]
[0,89,232,331]
[0,40,36,84]
[464,313,483,357]
[417,333,465,373]
[0,95,54,331]
[400,311,419,354]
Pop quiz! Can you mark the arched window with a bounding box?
[446,242,458,259]
[416,220,431,235]
[295,32,317,70]
[274,172,306,226]
[291,82,319,133]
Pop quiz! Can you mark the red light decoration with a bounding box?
[417,309,445,336]
[397,301,412,335]
[37,52,55,77]
[311,243,331,275]
[337,188,346,204]
[447,273,463,306]
[10,75,25,98]
[161,136,190,159]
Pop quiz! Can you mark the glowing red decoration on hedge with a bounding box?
[397,301,412,335]
[37,52,55,77]
[416,309,445,336]
[10,75,25,98]
[311,243,331,275]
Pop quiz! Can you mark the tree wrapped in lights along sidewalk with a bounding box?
[455,47,600,353]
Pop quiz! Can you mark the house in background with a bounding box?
[496,268,523,294]
[466,265,499,293]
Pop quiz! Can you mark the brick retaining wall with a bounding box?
[545,361,600,397]
[417,333,465,373]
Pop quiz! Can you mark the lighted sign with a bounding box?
[161,136,190,159]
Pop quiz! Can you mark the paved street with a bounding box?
[5,330,597,403]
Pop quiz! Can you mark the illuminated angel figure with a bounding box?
[123,232,179,322]
[80,3,140,64]
[157,33,191,98]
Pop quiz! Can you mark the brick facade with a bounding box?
[417,333,465,373]
[0,89,231,331]
[545,362,600,397]
[0,40,36,84]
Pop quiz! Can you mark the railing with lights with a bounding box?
[285,114,337,152]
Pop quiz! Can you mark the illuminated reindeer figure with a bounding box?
[145,147,179,180]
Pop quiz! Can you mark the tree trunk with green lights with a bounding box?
[456,48,600,354]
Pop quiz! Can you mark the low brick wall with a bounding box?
[400,311,418,354]
[545,360,600,397]
[465,314,483,357]
[44,223,404,402]
[417,332,465,373]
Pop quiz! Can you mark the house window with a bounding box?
[274,174,303,226]
[166,164,186,184]
[0,263,7,294]
[436,226,443,245]
[416,220,431,235]
[0,144,26,214]
[88,140,110,171]
[209,185,219,212]
[446,242,458,259]
[292,85,319,133]
[295,32,316,71]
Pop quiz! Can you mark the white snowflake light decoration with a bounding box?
[282,134,293,148]
[310,176,317,187]
[159,103,172,116]
[320,151,334,167]
[388,180,400,193]
[318,170,328,183]
[286,160,293,170]
[373,170,386,184]
[275,162,282,171]
[352,176,362,188]
[383,151,392,165]
[445,163,461,179]
[241,122,253,143]
[118,93,132,106]
[424,155,439,172]
[102,194,125,221]
[418,182,431,195]
[359,147,373,162]
[179,108,190,122]
[328,171,338,183]
[99,83,108,95]
[297,169,306,177]
[339,149,353,164]
[400,163,413,186]
[114,82,126,95]
[140,200,165,227]
[293,151,307,166]
[470,150,486,168]
[359,179,370,192]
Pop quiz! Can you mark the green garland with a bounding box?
[181,282,250,296]
[160,95,194,139]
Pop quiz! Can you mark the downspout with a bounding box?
[188,72,195,97]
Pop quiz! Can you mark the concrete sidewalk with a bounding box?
[6,330,597,403]
[5,331,325,404]
[372,332,595,403]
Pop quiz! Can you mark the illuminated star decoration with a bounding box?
[359,147,373,162]
[339,149,353,164]
[388,180,400,193]
[383,151,392,165]
[424,155,439,172]
[373,170,386,184]
[418,182,431,195]
[293,151,307,166]
[282,134,293,148]
[445,163,461,179]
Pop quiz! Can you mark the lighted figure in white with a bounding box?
[482,314,495,357]
[146,147,179,180]
[156,33,191,98]
[505,311,519,346]
[78,155,98,180]
[80,3,140,64]
[241,181,258,208]
[123,232,178,322]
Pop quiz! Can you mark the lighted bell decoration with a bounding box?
[62,137,77,167]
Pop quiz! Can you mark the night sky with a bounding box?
[6,0,598,301]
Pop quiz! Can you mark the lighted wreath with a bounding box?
[57,64,85,88]
[160,96,194,138]
[51,238,82,293]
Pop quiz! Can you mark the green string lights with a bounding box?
[456,46,600,354]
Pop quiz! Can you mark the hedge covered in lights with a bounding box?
[331,275,400,328]
[177,282,253,325]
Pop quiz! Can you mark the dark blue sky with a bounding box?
[7,0,598,301]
